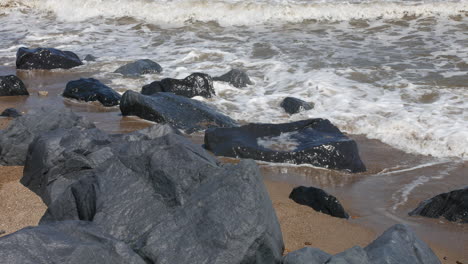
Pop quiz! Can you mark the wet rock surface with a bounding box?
[213,69,252,88]
[63,78,121,106]
[289,186,349,219]
[16,47,83,70]
[0,75,29,96]
[141,73,215,98]
[0,108,22,118]
[281,97,314,115]
[114,59,163,76]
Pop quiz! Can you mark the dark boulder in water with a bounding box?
[0,75,29,96]
[213,69,252,88]
[16,47,83,70]
[120,91,237,133]
[141,72,215,98]
[204,119,366,172]
[63,78,121,106]
[280,97,313,115]
[0,221,146,264]
[83,54,97,61]
[0,108,21,118]
[409,187,468,223]
[289,186,349,219]
[114,59,163,76]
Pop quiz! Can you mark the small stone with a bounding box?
[38,91,48,96]
[0,230,5,235]
[304,242,312,246]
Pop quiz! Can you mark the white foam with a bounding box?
[257,132,300,151]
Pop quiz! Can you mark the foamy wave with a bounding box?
[2,0,467,26]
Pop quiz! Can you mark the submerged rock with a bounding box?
[120,91,238,133]
[0,221,146,264]
[0,108,21,118]
[409,187,467,223]
[281,97,313,115]
[63,78,121,106]
[213,69,252,88]
[0,75,29,96]
[114,59,162,76]
[83,54,97,61]
[16,47,83,70]
[141,72,215,98]
[204,119,366,172]
[289,186,349,219]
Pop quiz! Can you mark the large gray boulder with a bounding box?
[0,221,146,264]
[283,247,331,264]
[0,107,94,165]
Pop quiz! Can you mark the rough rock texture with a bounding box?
[204,119,366,173]
[0,108,22,118]
[213,69,252,88]
[325,246,371,264]
[22,124,284,264]
[63,78,121,106]
[16,47,83,70]
[141,73,215,98]
[289,186,349,219]
[283,247,331,264]
[0,75,29,96]
[0,107,94,165]
[0,221,146,264]
[120,91,238,133]
[409,187,467,223]
[281,97,314,115]
[83,54,97,61]
[114,59,163,76]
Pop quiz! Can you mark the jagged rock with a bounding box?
[120,91,238,133]
[114,59,163,76]
[63,78,121,106]
[83,54,97,61]
[0,108,21,118]
[325,246,370,264]
[213,69,252,88]
[283,247,331,264]
[16,47,83,70]
[281,97,314,115]
[141,73,215,98]
[0,221,146,264]
[0,107,94,165]
[289,186,349,219]
[0,75,29,96]
[204,119,366,172]
[409,187,467,223]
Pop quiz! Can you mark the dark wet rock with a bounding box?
[16,47,83,70]
[0,108,21,118]
[63,78,121,107]
[0,75,29,96]
[409,187,468,223]
[120,91,238,133]
[204,119,366,172]
[281,97,314,115]
[0,107,94,166]
[0,221,146,264]
[114,59,162,76]
[283,247,331,264]
[213,69,252,88]
[24,126,283,264]
[83,54,97,61]
[289,186,349,219]
[141,72,215,98]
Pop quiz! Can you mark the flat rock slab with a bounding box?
[213,69,252,88]
[114,59,162,76]
[409,187,467,223]
[281,97,313,115]
[204,119,366,173]
[289,186,349,219]
[0,75,29,96]
[120,91,238,133]
[16,47,83,70]
[63,78,121,106]
[141,73,215,98]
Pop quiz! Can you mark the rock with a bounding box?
[16,47,83,70]
[0,221,146,264]
[289,186,349,219]
[204,119,366,173]
[114,59,162,76]
[83,54,97,61]
[120,91,238,133]
[0,107,94,165]
[141,72,215,98]
[409,187,467,223]
[0,108,21,118]
[325,246,371,264]
[63,78,121,107]
[281,97,314,115]
[37,91,48,96]
[23,126,284,264]
[213,69,252,88]
[0,75,29,96]
[365,224,441,264]
[283,247,331,264]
